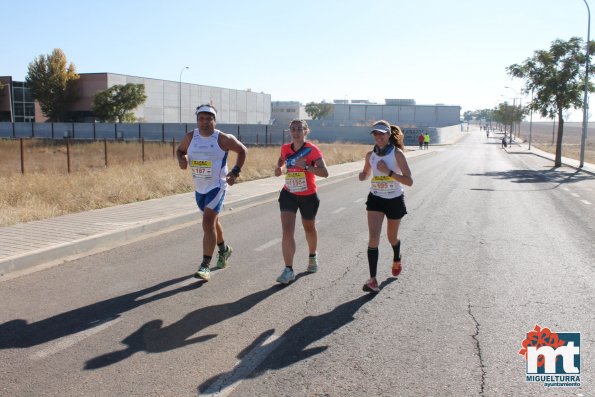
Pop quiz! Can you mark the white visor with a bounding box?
[370,124,389,134]
[195,105,217,118]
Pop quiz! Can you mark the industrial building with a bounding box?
[0,74,271,124]
[271,101,308,126]
[315,99,461,128]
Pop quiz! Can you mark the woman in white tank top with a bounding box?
[358,120,413,293]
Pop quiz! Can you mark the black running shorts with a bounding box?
[278,188,320,220]
[365,193,407,220]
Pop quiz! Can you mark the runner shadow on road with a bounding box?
[198,278,395,394]
[0,275,204,350]
[84,283,285,370]
[468,168,594,188]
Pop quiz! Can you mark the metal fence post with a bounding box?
[66,138,71,174]
[20,138,25,174]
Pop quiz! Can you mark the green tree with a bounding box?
[475,109,494,122]
[26,48,79,122]
[493,102,524,137]
[463,108,494,122]
[92,83,148,123]
[507,37,595,167]
[305,101,332,120]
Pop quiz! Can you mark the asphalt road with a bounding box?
[1,132,593,397]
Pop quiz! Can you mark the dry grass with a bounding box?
[531,142,595,164]
[0,141,369,226]
[517,121,595,164]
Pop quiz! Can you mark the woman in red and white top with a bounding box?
[274,119,328,284]
[359,120,413,293]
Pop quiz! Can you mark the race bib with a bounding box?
[371,175,397,196]
[285,171,307,193]
[190,160,213,178]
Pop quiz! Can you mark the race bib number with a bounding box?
[371,175,396,196]
[190,160,213,178]
[285,171,307,193]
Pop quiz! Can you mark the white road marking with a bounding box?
[200,334,283,397]
[571,193,580,198]
[254,238,282,252]
[30,317,121,361]
[355,198,364,203]
[332,207,346,214]
[580,200,591,205]
[561,187,570,192]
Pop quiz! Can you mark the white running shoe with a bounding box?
[276,267,295,284]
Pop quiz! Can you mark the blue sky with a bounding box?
[2,0,592,120]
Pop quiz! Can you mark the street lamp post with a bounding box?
[505,86,521,146]
[529,88,534,150]
[179,66,189,123]
[511,97,516,145]
[580,0,591,168]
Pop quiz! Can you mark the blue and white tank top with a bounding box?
[187,129,228,194]
[369,145,404,199]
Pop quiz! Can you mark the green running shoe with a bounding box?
[194,264,211,281]
[216,245,233,269]
[307,254,318,273]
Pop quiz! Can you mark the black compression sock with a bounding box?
[367,247,379,278]
[392,240,401,262]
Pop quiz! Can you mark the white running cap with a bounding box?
[195,104,217,118]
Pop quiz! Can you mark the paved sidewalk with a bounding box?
[0,149,431,278]
[505,135,595,175]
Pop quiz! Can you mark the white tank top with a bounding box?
[369,145,404,199]
[187,129,228,194]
